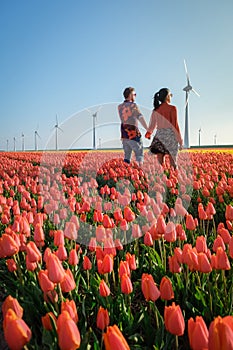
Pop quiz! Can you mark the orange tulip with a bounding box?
[119,260,130,279]
[123,206,135,222]
[215,247,230,270]
[96,306,110,330]
[3,309,32,350]
[99,279,110,297]
[68,248,79,266]
[61,299,78,323]
[0,233,19,258]
[141,273,160,301]
[83,255,92,270]
[188,316,208,350]
[195,236,208,254]
[197,253,212,273]
[186,214,196,230]
[209,315,233,350]
[60,268,76,293]
[225,204,233,221]
[125,252,137,270]
[168,255,182,273]
[160,276,174,300]
[164,302,185,336]
[57,311,81,350]
[26,241,42,263]
[121,273,133,294]
[47,253,66,283]
[56,244,68,261]
[2,295,23,318]
[38,270,55,292]
[101,254,114,274]
[103,324,130,350]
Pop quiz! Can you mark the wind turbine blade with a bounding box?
[58,126,64,132]
[85,108,93,115]
[56,114,58,125]
[184,59,190,84]
[191,88,200,97]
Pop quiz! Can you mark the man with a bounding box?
[118,87,148,166]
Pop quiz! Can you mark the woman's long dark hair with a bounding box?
[153,88,170,110]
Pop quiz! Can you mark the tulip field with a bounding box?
[1,149,233,349]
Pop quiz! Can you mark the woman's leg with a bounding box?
[169,154,177,169]
[157,153,164,166]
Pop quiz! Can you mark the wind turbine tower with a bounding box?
[22,133,25,151]
[34,128,41,151]
[53,115,63,151]
[198,128,201,147]
[183,60,200,148]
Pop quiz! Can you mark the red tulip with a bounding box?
[0,233,19,258]
[6,258,17,272]
[56,244,68,261]
[160,276,174,300]
[99,279,110,297]
[164,302,185,336]
[38,270,55,292]
[3,309,32,350]
[225,205,233,221]
[123,206,135,222]
[121,273,133,294]
[164,221,177,242]
[215,247,230,270]
[96,225,106,242]
[197,253,212,273]
[47,253,66,283]
[168,255,182,273]
[186,214,196,230]
[96,306,109,330]
[125,252,137,270]
[144,231,153,246]
[83,255,92,270]
[26,241,42,263]
[54,230,65,246]
[2,295,23,318]
[57,311,81,350]
[196,236,208,254]
[68,248,79,266]
[188,316,209,350]
[103,324,130,350]
[61,299,78,323]
[209,315,233,350]
[60,268,76,293]
[141,273,160,301]
[101,254,114,274]
[119,260,130,279]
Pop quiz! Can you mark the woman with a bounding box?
[145,88,183,169]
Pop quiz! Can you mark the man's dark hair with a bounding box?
[123,87,135,99]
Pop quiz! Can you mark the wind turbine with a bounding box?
[198,128,201,147]
[53,115,63,151]
[21,133,25,151]
[6,139,9,152]
[85,106,102,149]
[13,137,16,151]
[214,134,217,145]
[183,59,200,148]
[34,126,41,151]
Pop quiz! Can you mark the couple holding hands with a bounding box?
[118,86,183,170]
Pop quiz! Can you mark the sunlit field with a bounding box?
[1,148,233,349]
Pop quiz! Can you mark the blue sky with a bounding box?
[0,0,233,151]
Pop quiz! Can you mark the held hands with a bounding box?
[145,131,152,139]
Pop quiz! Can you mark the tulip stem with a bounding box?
[175,335,179,350]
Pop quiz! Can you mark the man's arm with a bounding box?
[138,115,148,130]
